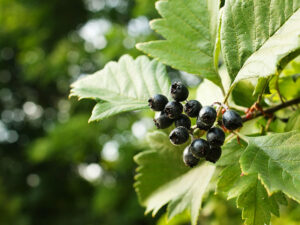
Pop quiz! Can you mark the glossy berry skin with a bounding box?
[196,119,212,131]
[206,146,222,163]
[170,82,189,102]
[222,110,243,130]
[183,146,199,168]
[184,100,202,117]
[198,106,217,125]
[175,114,191,129]
[148,94,168,111]
[164,101,183,119]
[206,127,225,147]
[190,139,210,158]
[169,126,189,145]
[153,112,173,129]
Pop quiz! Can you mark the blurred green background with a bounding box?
[1,1,300,225]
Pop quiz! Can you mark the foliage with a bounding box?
[71,0,300,224]
[2,0,300,224]
[0,0,161,225]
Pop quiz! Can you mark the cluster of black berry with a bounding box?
[148,82,243,167]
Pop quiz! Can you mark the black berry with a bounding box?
[170,82,189,102]
[183,146,199,167]
[184,100,202,117]
[222,110,243,130]
[198,106,217,126]
[196,119,212,131]
[153,112,173,129]
[190,139,210,158]
[206,146,222,163]
[148,94,168,111]
[206,127,225,147]
[169,126,189,145]
[164,101,183,119]
[175,114,191,129]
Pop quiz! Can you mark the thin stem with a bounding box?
[275,75,285,104]
[232,131,248,142]
[256,77,271,104]
[242,96,300,122]
[216,85,232,117]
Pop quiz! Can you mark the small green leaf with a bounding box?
[240,131,300,202]
[137,0,222,86]
[231,81,257,107]
[269,75,300,101]
[221,0,300,84]
[70,55,170,121]
[253,77,270,97]
[285,109,300,131]
[134,131,215,225]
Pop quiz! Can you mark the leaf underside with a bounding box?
[70,55,170,121]
[134,131,215,225]
[221,0,300,84]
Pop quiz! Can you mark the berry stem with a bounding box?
[232,131,248,142]
[241,96,300,122]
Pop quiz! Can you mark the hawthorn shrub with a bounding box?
[70,0,300,224]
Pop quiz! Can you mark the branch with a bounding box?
[242,96,300,122]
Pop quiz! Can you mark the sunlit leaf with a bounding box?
[137,0,222,86]
[70,55,170,121]
[134,131,215,225]
[240,131,300,202]
[221,0,300,84]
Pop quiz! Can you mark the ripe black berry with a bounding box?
[170,82,189,102]
[175,114,191,129]
[148,94,168,111]
[153,112,173,129]
[164,101,183,119]
[183,146,199,167]
[206,146,222,163]
[169,126,189,145]
[222,110,243,130]
[206,127,225,147]
[196,119,212,131]
[184,100,202,117]
[198,106,217,125]
[190,139,210,158]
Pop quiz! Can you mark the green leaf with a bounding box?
[70,55,170,121]
[221,0,300,84]
[285,109,300,131]
[237,176,279,225]
[218,166,281,225]
[216,138,247,167]
[240,131,300,202]
[217,138,285,225]
[136,0,222,86]
[269,74,300,101]
[253,77,270,97]
[231,80,257,107]
[134,131,215,225]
